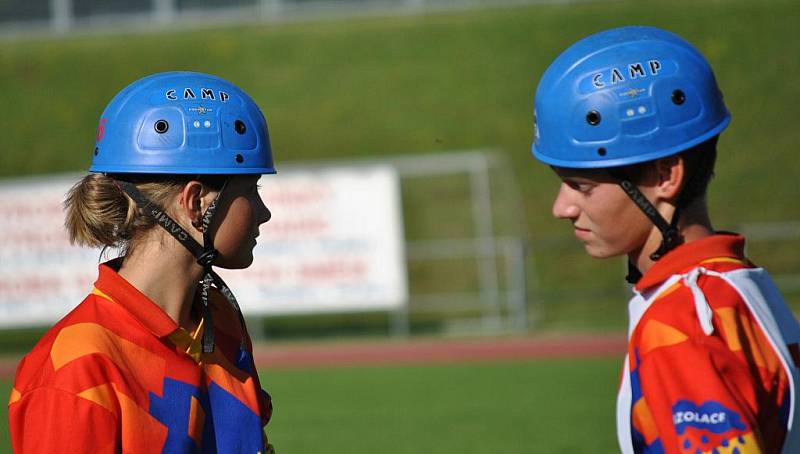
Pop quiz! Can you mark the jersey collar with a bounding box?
[93,258,180,338]
[635,233,747,292]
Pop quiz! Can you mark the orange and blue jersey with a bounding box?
[8,259,274,453]
[616,234,800,453]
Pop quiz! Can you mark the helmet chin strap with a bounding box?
[116,178,246,354]
[607,170,684,284]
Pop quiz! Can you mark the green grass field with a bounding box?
[1,0,798,330]
[1,358,620,453]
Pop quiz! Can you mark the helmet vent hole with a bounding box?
[586,111,602,126]
[154,120,169,134]
[597,147,607,156]
[234,120,247,135]
[235,154,244,164]
[672,89,686,105]
[93,147,99,156]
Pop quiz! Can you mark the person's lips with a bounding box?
[573,226,591,240]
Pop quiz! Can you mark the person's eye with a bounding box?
[565,180,593,194]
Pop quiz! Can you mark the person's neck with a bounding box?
[630,200,714,276]
[118,237,203,330]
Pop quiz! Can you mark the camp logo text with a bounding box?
[591,60,661,89]
[165,88,231,102]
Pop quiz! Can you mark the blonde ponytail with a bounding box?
[64,174,187,251]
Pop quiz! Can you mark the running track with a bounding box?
[0,333,626,379]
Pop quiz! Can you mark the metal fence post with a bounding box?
[405,0,426,10]
[50,0,72,34]
[390,305,410,338]
[505,237,528,330]
[260,0,283,18]
[153,0,176,24]
[470,154,501,330]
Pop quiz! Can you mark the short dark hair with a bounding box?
[614,135,718,207]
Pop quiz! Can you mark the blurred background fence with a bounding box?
[333,149,530,336]
[271,149,531,337]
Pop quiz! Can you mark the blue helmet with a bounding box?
[531,26,730,168]
[90,71,275,174]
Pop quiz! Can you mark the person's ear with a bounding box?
[654,155,684,201]
[178,181,206,231]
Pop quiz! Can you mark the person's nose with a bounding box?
[552,183,580,221]
[256,196,271,225]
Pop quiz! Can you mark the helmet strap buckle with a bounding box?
[649,227,683,261]
[197,249,219,268]
[610,172,685,264]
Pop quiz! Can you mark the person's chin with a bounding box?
[583,244,618,259]
[216,254,254,270]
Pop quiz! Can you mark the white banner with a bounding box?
[219,165,408,315]
[0,166,408,327]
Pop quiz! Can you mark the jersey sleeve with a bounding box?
[629,304,790,453]
[9,386,119,453]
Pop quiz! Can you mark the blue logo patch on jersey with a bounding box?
[672,400,746,435]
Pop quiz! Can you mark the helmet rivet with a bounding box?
[586,111,602,126]
[235,154,244,164]
[597,147,607,156]
[234,120,247,135]
[154,120,169,134]
[93,147,99,156]
[672,89,686,105]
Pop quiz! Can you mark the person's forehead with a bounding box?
[551,166,613,181]
[220,174,261,191]
[228,174,261,184]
